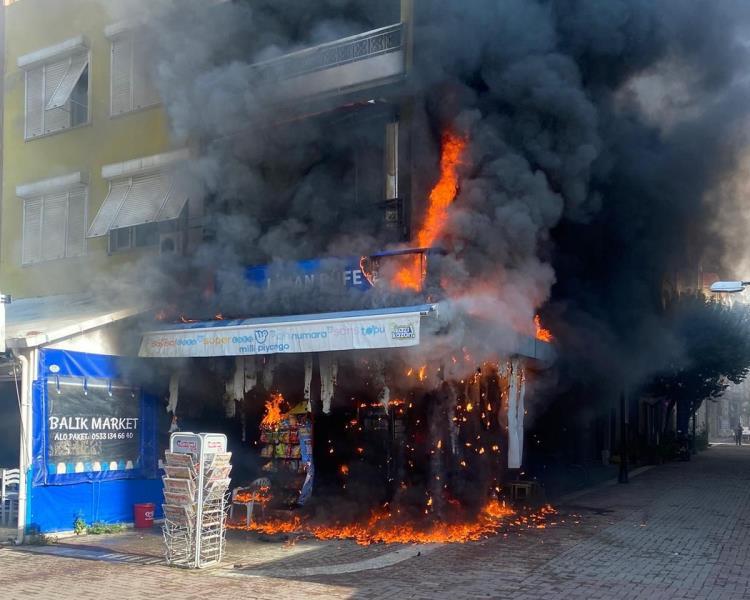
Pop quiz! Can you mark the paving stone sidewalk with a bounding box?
[2,445,750,599]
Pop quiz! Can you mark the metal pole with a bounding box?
[15,353,29,545]
[692,402,697,454]
[618,392,629,484]
[0,292,10,353]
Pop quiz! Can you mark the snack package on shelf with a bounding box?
[274,443,289,458]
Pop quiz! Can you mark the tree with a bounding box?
[645,294,750,434]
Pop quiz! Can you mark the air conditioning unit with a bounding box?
[158,230,185,255]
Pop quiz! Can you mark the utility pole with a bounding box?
[619,392,629,484]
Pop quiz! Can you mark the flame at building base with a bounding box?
[228,500,557,545]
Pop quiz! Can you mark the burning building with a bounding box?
[2,0,749,546]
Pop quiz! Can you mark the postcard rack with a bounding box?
[162,432,232,569]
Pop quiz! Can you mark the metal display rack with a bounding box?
[162,432,232,569]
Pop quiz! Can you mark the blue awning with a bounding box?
[139,304,437,358]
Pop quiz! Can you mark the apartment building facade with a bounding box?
[1,0,415,301]
[1,0,176,299]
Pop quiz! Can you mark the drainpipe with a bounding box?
[15,353,29,545]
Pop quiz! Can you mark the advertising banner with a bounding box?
[140,310,424,359]
[46,378,141,474]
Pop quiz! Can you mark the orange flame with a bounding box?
[235,487,271,504]
[534,315,553,342]
[392,131,467,291]
[391,254,426,292]
[228,501,558,545]
[260,393,285,429]
[417,131,466,248]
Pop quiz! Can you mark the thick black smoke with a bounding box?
[99,0,750,422]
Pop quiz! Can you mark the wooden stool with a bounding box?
[509,481,539,501]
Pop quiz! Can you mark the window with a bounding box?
[24,50,90,139]
[108,222,159,253]
[22,187,87,265]
[110,31,160,116]
[88,149,191,239]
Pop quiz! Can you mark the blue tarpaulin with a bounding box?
[29,349,162,532]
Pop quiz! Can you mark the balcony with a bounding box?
[250,23,405,101]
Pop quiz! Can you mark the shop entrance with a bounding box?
[161,350,520,530]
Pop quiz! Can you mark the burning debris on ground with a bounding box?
[227,499,558,546]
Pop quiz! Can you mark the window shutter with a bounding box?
[88,178,131,238]
[46,51,88,110]
[111,36,133,115]
[66,187,87,257]
[22,197,42,264]
[25,67,44,138]
[111,172,169,229]
[43,58,71,133]
[157,176,188,221]
[132,39,160,109]
[41,192,68,261]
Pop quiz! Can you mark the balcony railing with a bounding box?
[251,22,404,83]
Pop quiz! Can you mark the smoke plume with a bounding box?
[96,0,750,427]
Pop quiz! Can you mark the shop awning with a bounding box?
[4,293,146,350]
[139,304,437,358]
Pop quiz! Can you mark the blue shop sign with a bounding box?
[246,257,372,291]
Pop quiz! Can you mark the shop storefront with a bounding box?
[5,293,160,539]
[138,304,437,510]
[137,299,552,522]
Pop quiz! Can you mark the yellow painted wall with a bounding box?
[1,0,172,298]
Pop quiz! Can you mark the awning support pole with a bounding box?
[15,352,30,545]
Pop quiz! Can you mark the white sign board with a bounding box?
[170,432,201,455]
[140,312,423,358]
[202,433,227,454]
[169,432,227,455]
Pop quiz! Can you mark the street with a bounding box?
[2,445,750,599]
